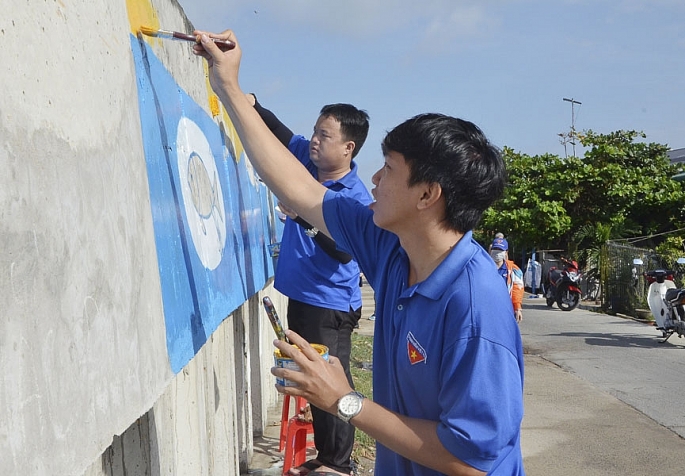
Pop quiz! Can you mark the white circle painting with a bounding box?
[176,117,226,270]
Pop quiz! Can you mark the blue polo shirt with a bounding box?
[323,192,525,475]
[274,135,373,311]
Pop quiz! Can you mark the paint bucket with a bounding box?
[274,343,329,387]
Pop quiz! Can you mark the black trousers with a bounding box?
[287,299,362,474]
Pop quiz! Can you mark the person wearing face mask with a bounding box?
[490,236,524,323]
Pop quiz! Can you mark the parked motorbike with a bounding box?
[545,257,582,311]
[641,258,685,343]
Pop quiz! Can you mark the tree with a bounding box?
[571,222,618,302]
[573,130,685,242]
[481,131,685,254]
[480,148,573,249]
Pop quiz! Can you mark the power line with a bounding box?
[608,227,685,245]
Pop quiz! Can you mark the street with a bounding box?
[520,297,685,475]
[520,297,685,439]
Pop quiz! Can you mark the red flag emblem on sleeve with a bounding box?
[407,332,427,365]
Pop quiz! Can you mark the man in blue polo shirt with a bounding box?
[195,30,525,476]
[247,94,372,476]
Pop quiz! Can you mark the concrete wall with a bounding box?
[80,289,286,476]
[0,1,284,474]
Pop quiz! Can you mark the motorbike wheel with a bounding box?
[556,284,580,311]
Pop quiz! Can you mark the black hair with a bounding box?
[381,113,506,233]
[319,104,370,159]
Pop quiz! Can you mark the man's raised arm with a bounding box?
[192,30,329,236]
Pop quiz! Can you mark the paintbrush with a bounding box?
[262,296,289,343]
[139,26,235,51]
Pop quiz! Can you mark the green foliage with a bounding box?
[655,236,685,263]
[483,131,685,252]
[572,223,613,279]
[350,334,375,466]
[481,149,573,248]
[655,236,685,288]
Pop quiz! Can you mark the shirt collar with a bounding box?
[320,160,360,190]
[411,230,477,301]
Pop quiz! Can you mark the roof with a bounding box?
[668,148,685,163]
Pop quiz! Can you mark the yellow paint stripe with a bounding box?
[125,0,160,40]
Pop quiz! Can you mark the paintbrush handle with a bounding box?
[205,37,236,51]
[141,27,235,51]
[263,296,288,342]
[168,30,197,42]
[170,31,236,51]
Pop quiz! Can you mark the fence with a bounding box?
[603,241,685,316]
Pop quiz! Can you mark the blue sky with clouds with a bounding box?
[176,0,685,188]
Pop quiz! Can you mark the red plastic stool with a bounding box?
[279,394,312,451]
[281,416,315,475]
[279,394,315,475]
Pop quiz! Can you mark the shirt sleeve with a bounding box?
[251,95,294,147]
[436,335,524,472]
[510,265,525,310]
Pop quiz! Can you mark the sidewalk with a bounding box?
[245,290,685,475]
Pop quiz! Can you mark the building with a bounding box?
[668,148,685,163]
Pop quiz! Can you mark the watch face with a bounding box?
[340,393,362,416]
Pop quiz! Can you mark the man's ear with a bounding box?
[345,141,356,158]
[417,182,443,210]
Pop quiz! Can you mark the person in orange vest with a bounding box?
[490,236,524,323]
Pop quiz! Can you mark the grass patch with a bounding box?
[350,333,375,466]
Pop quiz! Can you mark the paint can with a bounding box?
[274,344,329,387]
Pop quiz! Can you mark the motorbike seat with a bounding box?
[665,288,685,303]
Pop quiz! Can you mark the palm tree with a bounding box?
[572,222,614,302]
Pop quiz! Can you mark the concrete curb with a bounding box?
[578,301,656,325]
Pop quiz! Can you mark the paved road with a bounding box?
[520,297,685,438]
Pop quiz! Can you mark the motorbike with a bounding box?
[641,259,685,343]
[544,257,582,311]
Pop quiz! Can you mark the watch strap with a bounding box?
[337,391,365,423]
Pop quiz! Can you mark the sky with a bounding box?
[176,0,685,189]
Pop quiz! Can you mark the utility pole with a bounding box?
[562,97,582,157]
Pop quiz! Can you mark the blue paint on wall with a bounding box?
[130,35,282,373]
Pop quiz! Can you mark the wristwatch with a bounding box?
[305,226,319,238]
[337,391,365,423]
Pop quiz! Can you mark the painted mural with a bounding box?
[127,4,282,373]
